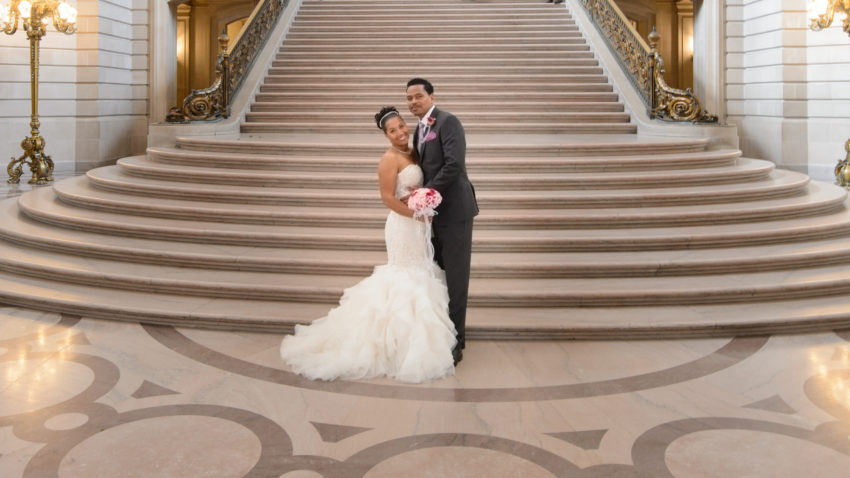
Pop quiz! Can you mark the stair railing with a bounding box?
[578,0,717,123]
[166,0,287,122]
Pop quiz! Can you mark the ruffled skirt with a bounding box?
[280,261,456,383]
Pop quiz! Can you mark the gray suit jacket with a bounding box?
[413,107,479,224]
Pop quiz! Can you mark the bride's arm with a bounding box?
[378,155,415,218]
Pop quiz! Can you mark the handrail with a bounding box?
[166,0,287,122]
[578,0,717,123]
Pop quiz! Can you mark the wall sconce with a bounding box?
[809,0,850,36]
[1,0,77,184]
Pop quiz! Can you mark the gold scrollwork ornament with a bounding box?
[834,139,850,188]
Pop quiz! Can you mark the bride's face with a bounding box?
[384,116,410,149]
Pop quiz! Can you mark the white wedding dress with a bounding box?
[280,164,457,383]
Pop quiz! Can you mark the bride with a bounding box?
[280,106,457,383]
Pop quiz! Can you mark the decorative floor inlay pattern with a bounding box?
[1,305,849,477]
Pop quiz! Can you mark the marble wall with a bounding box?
[726,0,850,182]
[0,0,149,174]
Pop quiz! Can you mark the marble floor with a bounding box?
[1,305,850,477]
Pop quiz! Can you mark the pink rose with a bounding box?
[408,187,442,218]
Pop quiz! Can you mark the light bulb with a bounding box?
[57,1,76,22]
[809,0,830,18]
[1,4,10,26]
[17,0,30,19]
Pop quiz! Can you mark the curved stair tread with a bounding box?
[272,58,598,67]
[275,45,594,54]
[1,271,850,337]
[467,297,850,339]
[276,51,594,60]
[174,134,710,156]
[87,165,808,207]
[2,234,850,306]
[117,155,772,188]
[283,38,591,46]
[4,221,850,279]
[16,189,850,250]
[286,33,583,40]
[17,190,386,247]
[239,122,639,135]
[53,175,843,227]
[148,146,740,172]
[0,200,384,269]
[256,89,618,100]
[4,199,850,276]
[253,102,625,113]
[244,111,630,122]
[172,134,707,160]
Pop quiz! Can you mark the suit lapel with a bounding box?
[419,108,439,157]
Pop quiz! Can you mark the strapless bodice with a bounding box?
[396,164,424,199]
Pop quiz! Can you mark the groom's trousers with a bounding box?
[432,218,474,349]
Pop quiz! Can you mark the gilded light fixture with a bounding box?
[1,0,77,184]
[809,0,850,36]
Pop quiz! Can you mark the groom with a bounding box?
[406,78,479,365]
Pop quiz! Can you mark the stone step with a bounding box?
[287,27,579,37]
[3,232,850,308]
[244,111,631,124]
[6,200,850,278]
[116,155,771,190]
[2,269,848,338]
[276,43,593,53]
[285,28,584,37]
[265,66,604,77]
[240,121,638,134]
[148,145,732,172]
[86,165,808,209]
[287,20,577,29]
[173,135,708,157]
[293,11,572,20]
[255,87,618,98]
[250,101,625,113]
[296,6,565,15]
[269,58,600,70]
[52,174,842,229]
[282,34,588,44]
[261,73,609,84]
[274,50,595,60]
[5,0,849,340]
[299,0,557,6]
[17,189,850,252]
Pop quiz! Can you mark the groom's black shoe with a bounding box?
[452,346,463,366]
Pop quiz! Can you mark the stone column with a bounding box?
[654,0,679,88]
[692,0,724,119]
[150,0,178,124]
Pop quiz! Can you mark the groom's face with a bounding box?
[406,85,434,119]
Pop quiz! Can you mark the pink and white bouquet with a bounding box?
[408,187,442,218]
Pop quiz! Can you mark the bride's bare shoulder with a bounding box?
[378,151,404,173]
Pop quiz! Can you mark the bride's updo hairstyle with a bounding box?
[375,106,400,132]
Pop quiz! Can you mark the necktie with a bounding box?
[418,123,429,154]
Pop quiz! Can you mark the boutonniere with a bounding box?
[423,131,437,143]
[426,116,436,127]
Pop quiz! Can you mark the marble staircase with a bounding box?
[1,0,850,338]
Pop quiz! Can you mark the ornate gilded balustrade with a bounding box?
[579,0,717,123]
[166,0,287,122]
